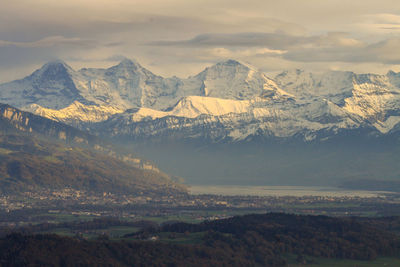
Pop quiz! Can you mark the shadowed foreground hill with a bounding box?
[1,213,399,266]
[0,103,186,195]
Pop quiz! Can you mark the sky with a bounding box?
[2,0,400,82]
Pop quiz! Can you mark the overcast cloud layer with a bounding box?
[1,0,400,82]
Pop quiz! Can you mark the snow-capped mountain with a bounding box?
[76,58,183,110]
[275,69,400,134]
[0,60,86,109]
[1,58,400,143]
[182,59,290,100]
[28,101,124,127]
[98,95,364,142]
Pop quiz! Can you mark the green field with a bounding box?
[49,213,95,223]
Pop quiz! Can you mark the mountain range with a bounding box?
[1,59,400,186]
[1,58,400,143]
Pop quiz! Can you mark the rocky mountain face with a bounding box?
[3,58,400,143]
[1,103,96,143]
[0,103,160,171]
[0,103,186,194]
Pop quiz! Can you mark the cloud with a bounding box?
[148,32,299,48]
[352,13,400,36]
[0,36,100,82]
[149,32,363,49]
[366,13,400,25]
[283,37,400,64]
[147,30,400,67]
[0,36,95,48]
[1,0,400,80]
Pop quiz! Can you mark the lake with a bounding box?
[189,185,391,197]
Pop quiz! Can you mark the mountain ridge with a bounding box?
[1,59,400,143]
[0,103,186,195]
[0,103,161,171]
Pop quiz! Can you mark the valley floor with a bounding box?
[1,189,400,266]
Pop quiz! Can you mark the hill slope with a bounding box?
[0,104,186,195]
[1,213,400,266]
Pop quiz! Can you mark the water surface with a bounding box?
[189,185,390,197]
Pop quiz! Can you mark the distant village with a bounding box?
[0,189,399,226]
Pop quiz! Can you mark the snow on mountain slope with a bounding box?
[170,96,252,117]
[275,69,355,104]
[1,58,400,142]
[76,59,182,110]
[0,58,183,111]
[123,96,252,122]
[342,74,400,122]
[0,60,87,109]
[0,58,293,123]
[101,95,363,142]
[275,69,400,123]
[182,59,291,101]
[2,58,285,112]
[27,101,124,125]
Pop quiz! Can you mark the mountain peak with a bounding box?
[41,59,72,70]
[216,59,257,71]
[220,59,242,65]
[196,59,258,78]
[31,59,75,80]
[116,58,140,68]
